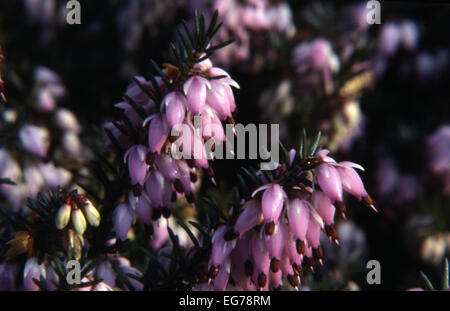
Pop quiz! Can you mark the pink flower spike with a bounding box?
[162,92,186,128]
[315,164,343,202]
[183,76,211,114]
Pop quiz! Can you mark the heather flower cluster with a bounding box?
[186,0,295,71]
[1,3,448,293]
[0,67,88,212]
[104,15,239,242]
[205,147,375,290]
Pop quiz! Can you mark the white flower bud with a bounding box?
[55,204,71,229]
[83,200,101,227]
[71,208,87,235]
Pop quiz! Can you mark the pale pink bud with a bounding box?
[234,200,262,235]
[23,258,45,291]
[147,114,169,154]
[337,161,368,200]
[306,212,322,249]
[206,80,232,120]
[95,260,115,287]
[134,194,152,224]
[312,191,335,226]
[315,164,343,202]
[287,198,310,241]
[19,125,50,158]
[125,145,148,186]
[145,170,167,207]
[113,203,134,241]
[162,92,186,128]
[265,222,286,261]
[55,108,81,133]
[183,76,211,114]
[211,225,235,268]
[155,155,179,180]
[213,259,230,291]
[261,184,286,223]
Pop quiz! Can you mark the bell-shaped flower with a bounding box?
[287,198,310,241]
[146,114,169,154]
[183,76,211,114]
[113,203,134,241]
[336,161,368,200]
[124,145,148,186]
[233,200,262,236]
[162,91,186,128]
[315,163,343,202]
[19,125,50,158]
[261,183,286,223]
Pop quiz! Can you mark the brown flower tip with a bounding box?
[264,221,275,236]
[270,258,280,273]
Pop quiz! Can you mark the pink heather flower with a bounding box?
[260,183,286,225]
[124,145,148,187]
[36,88,56,112]
[400,21,419,52]
[19,125,50,158]
[378,22,401,57]
[147,114,169,154]
[287,198,310,241]
[54,108,81,134]
[315,163,343,202]
[306,212,322,250]
[207,80,233,120]
[265,222,286,267]
[210,225,236,269]
[154,155,179,180]
[233,200,262,236]
[134,193,152,224]
[113,203,134,241]
[162,91,186,128]
[250,230,270,289]
[95,260,115,287]
[145,169,169,208]
[212,259,231,291]
[201,106,226,143]
[23,258,45,291]
[336,161,368,200]
[183,76,211,114]
[312,191,335,226]
[126,76,152,103]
